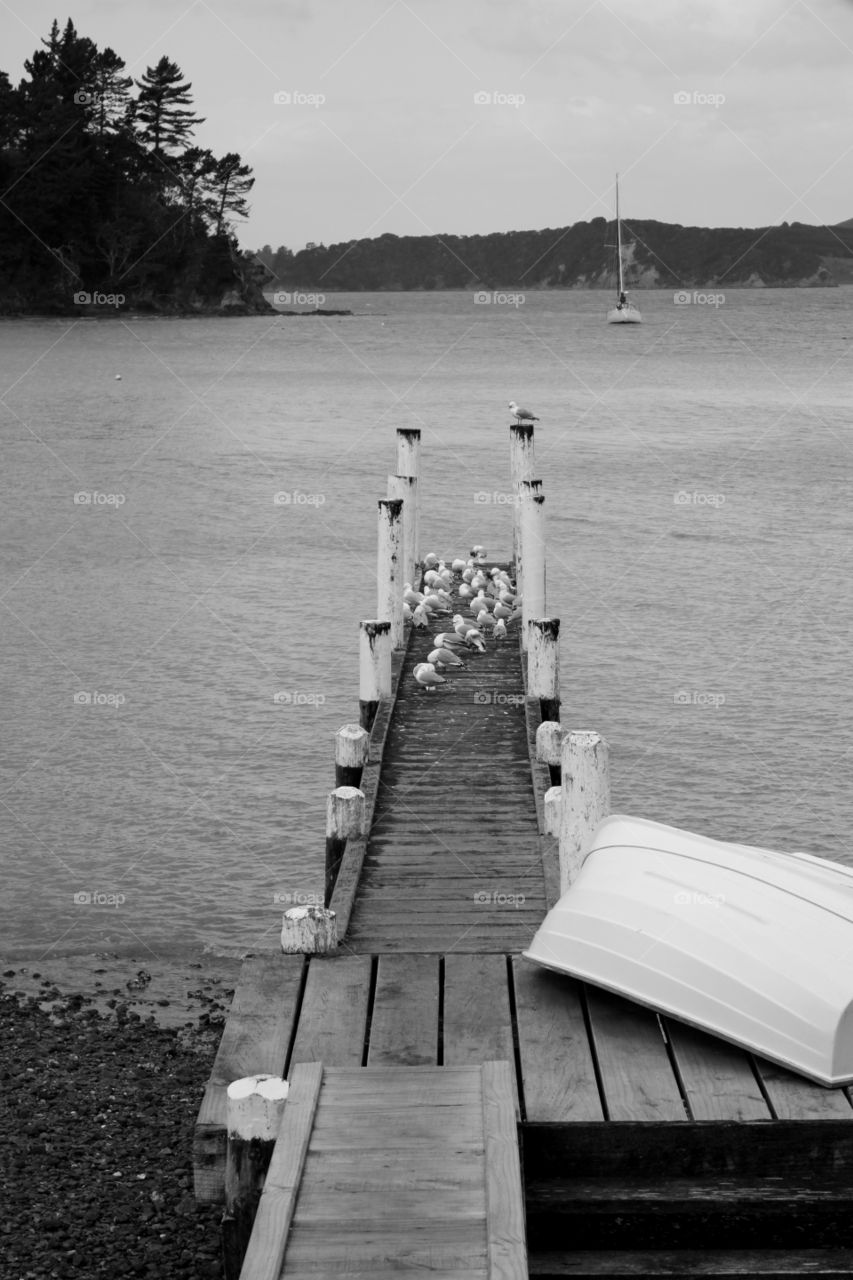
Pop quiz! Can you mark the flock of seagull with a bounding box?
[404,548,522,692]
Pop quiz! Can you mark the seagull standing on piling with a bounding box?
[508,400,539,424]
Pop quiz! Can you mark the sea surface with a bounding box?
[2,288,852,959]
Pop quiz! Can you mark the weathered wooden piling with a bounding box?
[222,1074,289,1280]
[528,617,561,722]
[395,427,420,567]
[387,473,418,589]
[377,497,404,651]
[280,905,337,953]
[325,785,366,905]
[358,619,392,730]
[544,785,562,837]
[520,488,546,651]
[334,723,370,789]
[510,423,536,584]
[559,729,611,892]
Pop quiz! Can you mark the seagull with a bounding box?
[494,617,507,640]
[434,632,466,650]
[412,604,430,628]
[413,662,446,692]
[428,647,464,669]
[509,400,539,424]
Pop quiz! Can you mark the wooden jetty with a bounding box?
[195,426,853,1278]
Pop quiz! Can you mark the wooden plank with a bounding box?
[239,1060,323,1280]
[444,955,516,1066]
[327,836,367,937]
[288,955,371,1068]
[755,1058,853,1120]
[193,953,305,1203]
[365,953,440,1065]
[482,1061,528,1280]
[663,1018,771,1121]
[585,985,687,1121]
[281,1220,488,1274]
[526,1249,853,1277]
[512,959,603,1122]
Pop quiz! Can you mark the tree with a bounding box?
[204,152,254,233]
[134,56,204,156]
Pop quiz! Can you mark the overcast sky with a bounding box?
[3,0,852,251]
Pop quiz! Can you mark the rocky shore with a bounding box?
[1,952,243,1279]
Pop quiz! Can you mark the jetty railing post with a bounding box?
[528,617,560,722]
[377,497,404,651]
[509,423,535,586]
[222,1074,290,1280]
[325,785,366,906]
[387,474,417,589]
[559,730,611,892]
[281,905,338,953]
[335,723,370,790]
[396,427,420,568]
[520,487,546,651]
[359,619,392,730]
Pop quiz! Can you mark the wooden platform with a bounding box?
[238,1061,527,1280]
[194,951,853,1204]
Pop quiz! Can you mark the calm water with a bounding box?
[2,288,852,958]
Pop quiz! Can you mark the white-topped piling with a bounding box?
[528,617,560,721]
[280,905,338,953]
[223,1074,290,1279]
[387,474,417,589]
[510,423,536,581]
[395,428,420,567]
[334,723,370,790]
[559,730,611,892]
[520,487,546,650]
[377,497,404,651]
[359,619,392,730]
[325,785,366,905]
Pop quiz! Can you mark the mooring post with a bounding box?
[359,619,392,730]
[528,617,561,722]
[544,785,562,837]
[325,785,366,905]
[281,905,338,953]
[396,428,421,568]
[520,487,546,651]
[559,730,611,892]
[377,497,404,651]
[536,721,564,768]
[334,723,370,789]
[509,423,535,586]
[387,474,417,589]
[222,1074,290,1280]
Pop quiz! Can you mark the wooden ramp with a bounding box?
[345,609,547,953]
[239,1060,527,1280]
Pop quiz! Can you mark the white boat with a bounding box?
[524,814,853,1086]
[606,174,642,324]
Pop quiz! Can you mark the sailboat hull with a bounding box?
[607,305,642,324]
[523,814,853,1086]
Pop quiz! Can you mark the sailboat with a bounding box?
[606,173,642,324]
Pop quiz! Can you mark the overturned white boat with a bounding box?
[524,815,853,1086]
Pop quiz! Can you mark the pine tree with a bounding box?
[133,56,204,156]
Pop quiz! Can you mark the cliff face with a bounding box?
[259,220,853,292]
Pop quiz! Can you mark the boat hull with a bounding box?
[607,306,642,324]
[523,815,853,1086]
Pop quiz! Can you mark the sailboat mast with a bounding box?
[615,173,624,297]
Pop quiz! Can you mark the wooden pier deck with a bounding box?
[195,430,853,1278]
